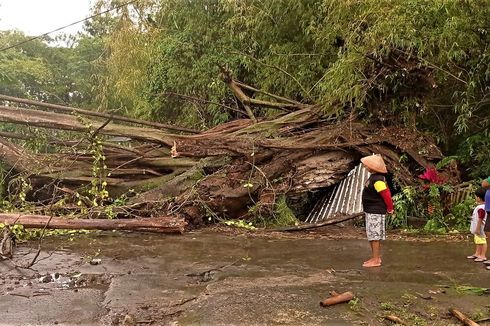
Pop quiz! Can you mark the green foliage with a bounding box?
[445,196,475,231]
[0,223,91,242]
[249,195,299,227]
[0,31,102,107]
[380,302,395,311]
[272,195,300,226]
[455,286,489,296]
[0,163,7,201]
[348,297,361,312]
[390,186,417,228]
[391,184,474,233]
[423,185,446,232]
[89,0,489,174]
[456,130,490,179]
[87,135,109,207]
[0,175,33,212]
[223,219,256,230]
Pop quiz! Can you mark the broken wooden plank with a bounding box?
[449,308,480,326]
[0,214,187,234]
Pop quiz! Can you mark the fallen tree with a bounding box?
[0,72,449,229]
[0,214,186,234]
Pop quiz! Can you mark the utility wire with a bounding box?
[0,0,140,52]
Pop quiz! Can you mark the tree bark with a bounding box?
[0,214,187,234]
[0,93,198,134]
[448,308,479,326]
[0,76,451,226]
[320,291,355,307]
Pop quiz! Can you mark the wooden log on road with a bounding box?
[449,308,480,326]
[0,214,187,234]
[320,291,355,307]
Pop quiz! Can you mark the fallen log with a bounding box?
[0,214,187,234]
[320,291,355,307]
[272,213,364,232]
[449,308,480,326]
[0,74,452,226]
[0,93,198,134]
[0,105,175,146]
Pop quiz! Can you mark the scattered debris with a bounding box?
[0,74,447,229]
[186,260,240,283]
[273,212,364,232]
[415,292,433,300]
[476,317,490,323]
[89,258,102,265]
[320,291,355,307]
[428,289,446,295]
[384,314,407,325]
[0,226,15,259]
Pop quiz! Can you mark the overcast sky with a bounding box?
[0,0,92,36]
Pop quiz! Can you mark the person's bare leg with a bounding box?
[468,241,479,258]
[372,240,381,262]
[364,242,375,264]
[363,241,382,267]
[475,244,482,258]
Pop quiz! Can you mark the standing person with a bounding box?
[482,177,490,269]
[467,187,487,263]
[360,154,394,268]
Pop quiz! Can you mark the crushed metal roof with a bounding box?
[305,164,369,223]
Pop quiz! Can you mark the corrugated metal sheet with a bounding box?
[305,164,369,223]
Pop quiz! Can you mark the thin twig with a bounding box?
[229,50,310,98]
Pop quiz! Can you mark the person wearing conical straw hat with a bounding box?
[360,154,394,268]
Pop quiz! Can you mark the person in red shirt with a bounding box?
[360,154,394,268]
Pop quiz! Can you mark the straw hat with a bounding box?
[361,154,387,173]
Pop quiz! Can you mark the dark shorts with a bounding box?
[485,189,490,232]
[486,189,490,212]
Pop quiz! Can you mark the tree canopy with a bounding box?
[0,0,488,177]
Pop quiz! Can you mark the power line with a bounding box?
[0,0,140,52]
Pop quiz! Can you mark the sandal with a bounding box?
[467,255,478,259]
[487,266,490,270]
[474,257,487,262]
[483,260,490,265]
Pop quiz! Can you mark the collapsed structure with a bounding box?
[0,72,450,231]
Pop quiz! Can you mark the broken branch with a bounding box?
[0,93,198,134]
[320,291,355,307]
[449,308,479,326]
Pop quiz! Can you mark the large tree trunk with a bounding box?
[0,76,447,227]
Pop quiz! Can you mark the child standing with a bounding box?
[360,154,394,268]
[467,187,487,264]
